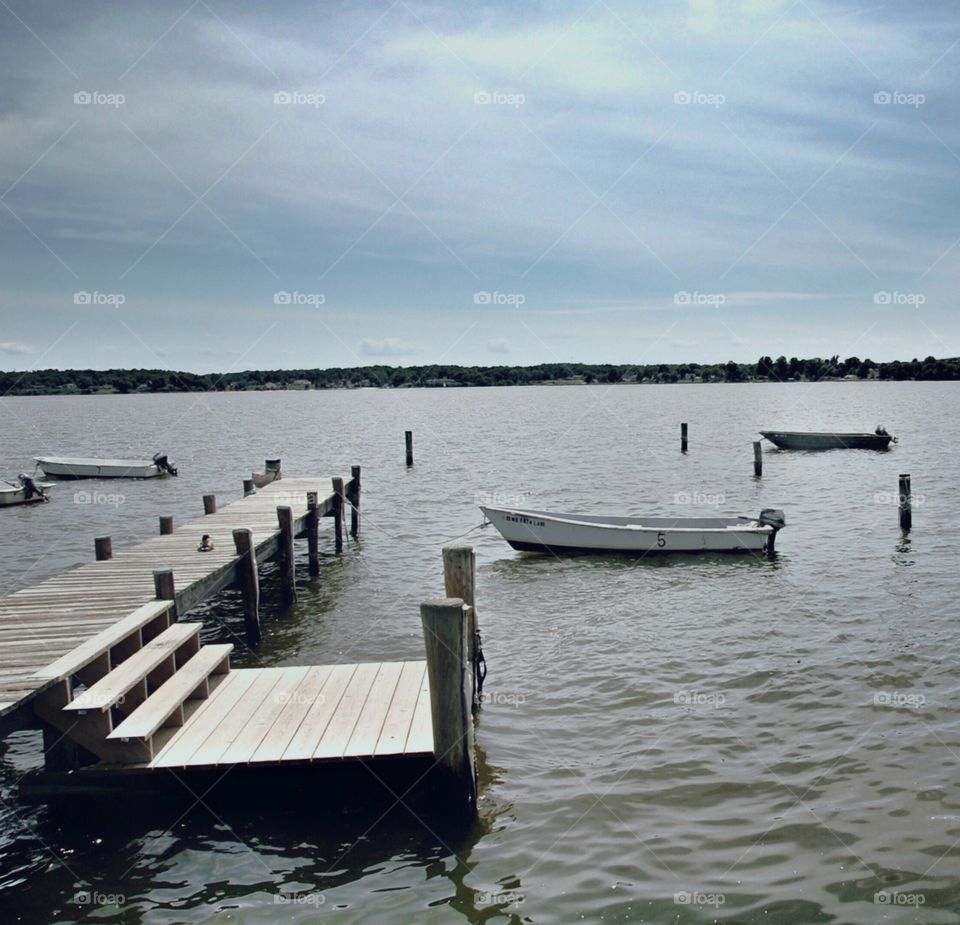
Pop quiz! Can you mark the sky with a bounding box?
[0,0,958,372]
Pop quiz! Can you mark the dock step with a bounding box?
[64,623,201,714]
[108,644,233,743]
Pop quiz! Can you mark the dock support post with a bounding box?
[243,478,255,496]
[265,458,282,482]
[753,441,763,478]
[350,465,361,537]
[153,568,177,620]
[405,431,414,467]
[159,515,174,535]
[233,528,261,647]
[94,536,113,561]
[332,477,344,553]
[203,494,217,515]
[681,422,688,453]
[899,474,912,531]
[420,597,476,815]
[443,545,481,711]
[277,505,297,607]
[306,491,320,577]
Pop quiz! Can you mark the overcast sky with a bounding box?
[1,0,958,372]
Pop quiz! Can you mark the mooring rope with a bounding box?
[474,627,487,696]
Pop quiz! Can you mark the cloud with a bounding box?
[360,337,418,357]
[487,337,512,353]
[0,341,32,355]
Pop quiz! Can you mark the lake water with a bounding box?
[0,383,957,924]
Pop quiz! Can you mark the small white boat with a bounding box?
[0,474,53,506]
[35,453,178,480]
[480,506,785,555]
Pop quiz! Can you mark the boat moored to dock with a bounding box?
[34,452,178,479]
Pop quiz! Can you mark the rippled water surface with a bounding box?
[0,383,958,924]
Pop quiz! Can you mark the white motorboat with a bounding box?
[480,506,785,555]
[34,453,178,479]
[0,474,53,506]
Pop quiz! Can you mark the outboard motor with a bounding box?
[18,473,47,501]
[875,424,888,436]
[153,453,178,477]
[758,508,785,553]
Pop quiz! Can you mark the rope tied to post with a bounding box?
[474,627,487,696]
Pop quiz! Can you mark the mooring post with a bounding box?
[265,458,282,482]
[350,464,361,537]
[420,597,477,815]
[899,474,912,531]
[753,441,763,478]
[159,515,174,535]
[233,528,261,646]
[306,491,320,577]
[332,477,344,553]
[243,478,255,497]
[405,430,414,467]
[443,545,480,711]
[681,422,688,453]
[153,568,177,620]
[203,494,217,515]
[277,505,297,607]
[94,536,113,561]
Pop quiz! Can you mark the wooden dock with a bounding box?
[0,472,359,721]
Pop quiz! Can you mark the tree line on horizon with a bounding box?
[0,355,958,395]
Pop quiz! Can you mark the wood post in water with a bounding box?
[232,528,261,646]
[753,441,763,478]
[350,465,361,537]
[332,477,344,553]
[203,494,217,515]
[405,431,414,467]
[153,568,177,620]
[899,474,912,531]
[681,422,688,453]
[306,491,320,577]
[243,478,255,496]
[277,505,296,606]
[159,515,174,535]
[94,536,112,561]
[420,597,476,814]
[443,545,480,712]
[265,458,282,481]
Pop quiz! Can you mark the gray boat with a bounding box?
[760,428,896,450]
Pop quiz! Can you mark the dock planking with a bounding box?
[0,478,354,718]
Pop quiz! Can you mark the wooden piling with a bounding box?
[350,464,361,537]
[277,505,297,606]
[681,422,688,453]
[265,458,282,482]
[405,431,414,467]
[94,536,113,561]
[203,494,217,515]
[306,491,320,577]
[232,528,261,646]
[443,545,480,711]
[899,474,912,531]
[420,597,476,813]
[159,515,174,535]
[243,478,255,496]
[753,441,763,478]
[152,568,177,620]
[332,477,344,553]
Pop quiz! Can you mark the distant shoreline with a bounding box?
[1,356,956,396]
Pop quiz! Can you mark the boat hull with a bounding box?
[480,507,775,555]
[34,458,165,479]
[760,431,892,450]
[0,487,50,506]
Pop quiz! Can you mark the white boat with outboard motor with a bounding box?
[0,474,53,506]
[480,506,786,555]
[34,453,178,479]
